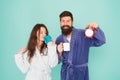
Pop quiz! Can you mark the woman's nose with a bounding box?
[43,34,47,37]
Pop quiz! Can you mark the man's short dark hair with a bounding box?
[59,11,73,21]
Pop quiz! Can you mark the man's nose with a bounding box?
[64,22,67,25]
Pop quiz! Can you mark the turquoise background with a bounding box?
[0,0,120,80]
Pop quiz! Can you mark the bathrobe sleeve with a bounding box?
[90,28,106,47]
[15,52,30,73]
[47,42,58,68]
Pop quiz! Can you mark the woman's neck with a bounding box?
[37,40,43,50]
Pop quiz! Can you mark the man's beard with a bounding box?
[61,25,73,36]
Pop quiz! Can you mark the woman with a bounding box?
[15,24,58,80]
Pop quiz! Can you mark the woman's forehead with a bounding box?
[39,27,46,32]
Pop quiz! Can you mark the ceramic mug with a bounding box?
[44,35,51,44]
[63,43,70,51]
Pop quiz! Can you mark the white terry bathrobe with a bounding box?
[15,43,58,80]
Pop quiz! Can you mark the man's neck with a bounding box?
[65,32,72,39]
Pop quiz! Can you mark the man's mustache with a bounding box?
[62,25,70,28]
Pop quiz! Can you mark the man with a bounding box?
[56,11,106,80]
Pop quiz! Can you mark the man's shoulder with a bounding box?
[56,34,62,39]
[56,34,63,41]
[73,28,84,33]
